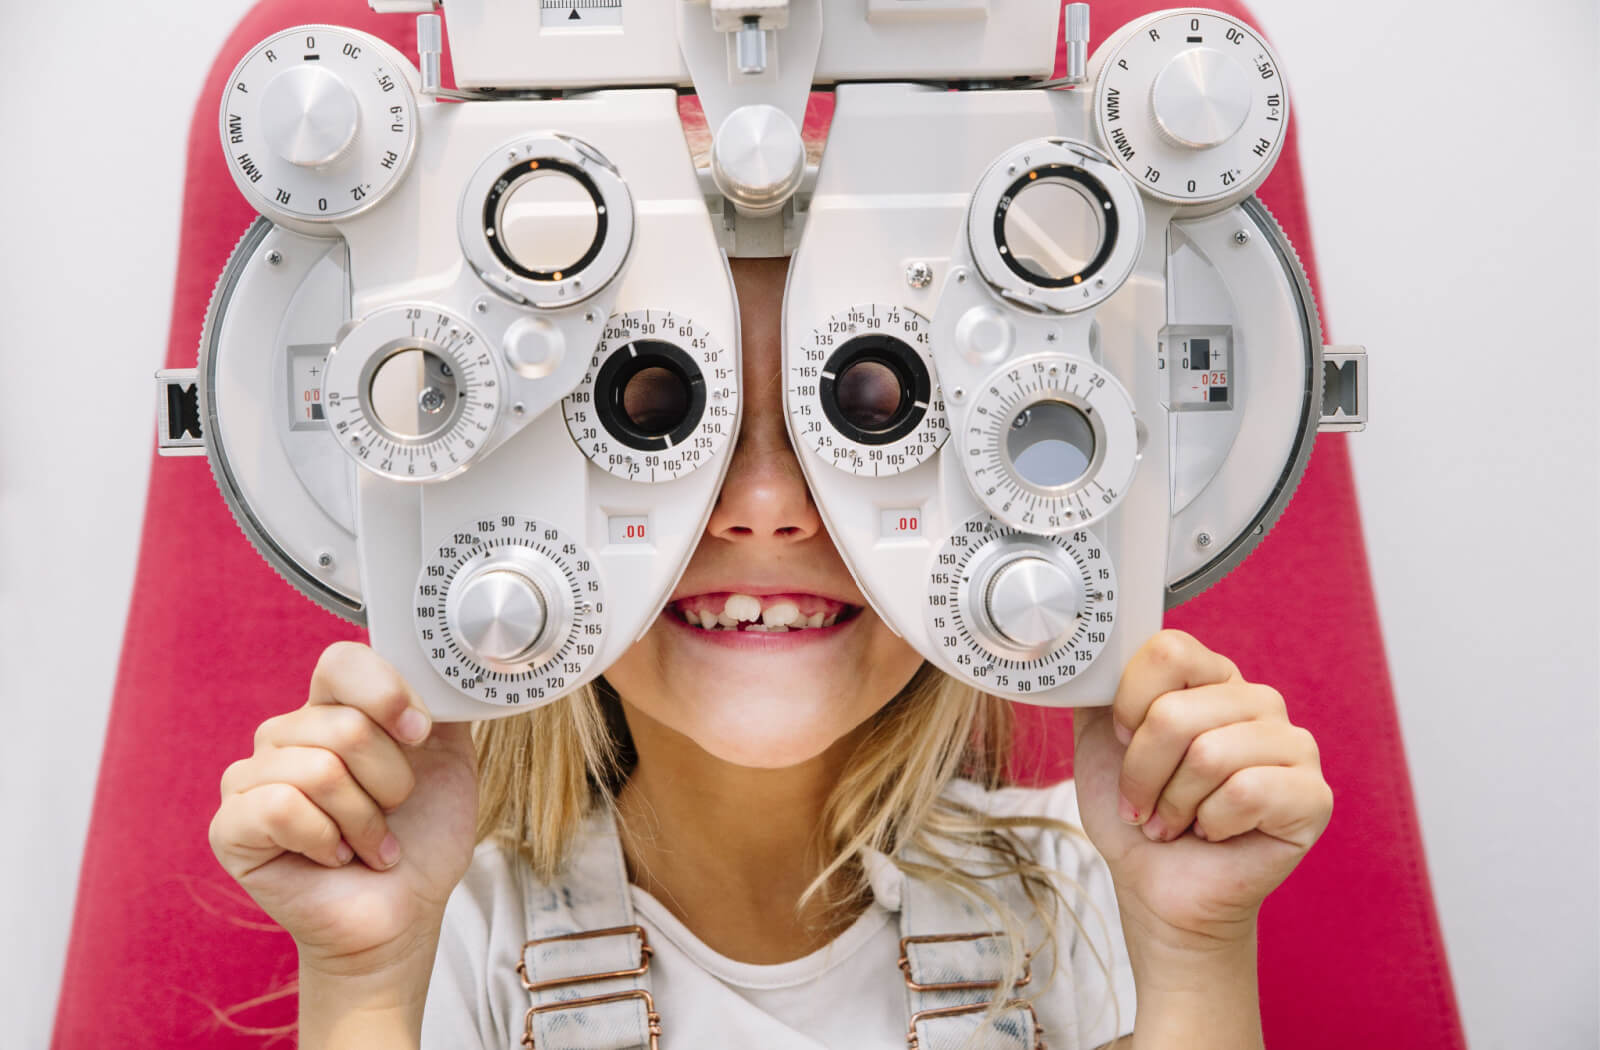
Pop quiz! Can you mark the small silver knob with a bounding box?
[259,65,360,168]
[1150,47,1253,150]
[982,556,1082,651]
[1064,4,1090,85]
[451,567,549,664]
[736,17,767,75]
[710,104,805,217]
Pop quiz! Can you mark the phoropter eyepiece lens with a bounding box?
[620,364,692,436]
[819,334,932,446]
[592,340,707,451]
[1005,399,1095,488]
[367,347,459,441]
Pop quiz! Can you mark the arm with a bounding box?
[1074,629,1335,1050]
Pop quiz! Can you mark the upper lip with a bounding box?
[667,583,865,607]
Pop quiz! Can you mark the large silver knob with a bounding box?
[982,555,1082,651]
[448,563,551,665]
[260,65,360,168]
[710,104,806,217]
[1150,48,1253,150]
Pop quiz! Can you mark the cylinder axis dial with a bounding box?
[563,310,736,482]
[959,353,1140,534]
[416,515,603,707]
[220,25,418,224]
[925,515,1118,696]
[1094,10,1288,204]
[322,305,502,481]
[788,305,949,476]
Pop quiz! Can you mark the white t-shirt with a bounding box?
[423,777,1137,1049]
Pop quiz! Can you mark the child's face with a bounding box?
[601,256,926,768]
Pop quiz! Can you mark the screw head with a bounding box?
[1196,531,1213,549]
[906,261,934,289]
[1234,230,1251,245]
[264,250,283,266]
[951,386,967,402]
[512,401,526,416]
[474,299,489,314]
[584,311,596,323]
[316,551,335,569]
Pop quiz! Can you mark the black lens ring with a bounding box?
[593,339,707,452]
[992,163,1119,290]
[481,157,609,282]
[819,333,931,447]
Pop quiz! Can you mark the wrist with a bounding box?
[297,935,440,1050]
[1123,920,1263,1050]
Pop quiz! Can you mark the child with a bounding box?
[209,255,1332,1049]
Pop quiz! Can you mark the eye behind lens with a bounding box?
[818,333,932,447]
[591,339,707,451]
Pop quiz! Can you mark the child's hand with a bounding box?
[1071,629,1333,954]
[208,642,479,980]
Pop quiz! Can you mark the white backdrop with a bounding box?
[2,2,1595,1048]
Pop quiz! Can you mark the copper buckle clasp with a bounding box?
[906,999,1044,1050]
[897,931,1033,992]
[517,925,659,1050]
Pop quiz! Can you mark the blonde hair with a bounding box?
[473,664,1126,1045]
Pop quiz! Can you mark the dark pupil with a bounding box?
[835,359,904,430]
[621,366,690,434]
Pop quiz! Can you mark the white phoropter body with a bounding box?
[157,3,1367,719]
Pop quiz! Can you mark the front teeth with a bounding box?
[679,594,847,631]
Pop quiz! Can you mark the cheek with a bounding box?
[602,616,926,769]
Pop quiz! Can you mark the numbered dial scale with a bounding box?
[416,515,603,706]
[220,26,418,223]
[926,516,1118,694]
[788,305,949,476]
[961,353,1139,533]
[1094,10,1287,204]
[563,310,737,482]
[322,305,501,482]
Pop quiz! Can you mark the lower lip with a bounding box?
[660,608,861,650]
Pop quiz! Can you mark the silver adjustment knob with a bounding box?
[449,566,550,664]
[711,104,806,217]
[259,65,361,168]
[982,555,1082,651]
[1150,48,1253,150]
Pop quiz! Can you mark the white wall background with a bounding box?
[2,2,1595,1048]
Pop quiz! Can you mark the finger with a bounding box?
[307,641,433,747]
[248,704,417,813]
[1142,719,1316,843]
[219,746,401,871]
[210,782,353,878]
[1110,630,1240,745]
[1193,765,1335,849]
[1118,680,1286,827]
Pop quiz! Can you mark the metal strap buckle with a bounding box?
[906,998,1044,1050]
[516,925,660,1050]
[897,931,1033,992]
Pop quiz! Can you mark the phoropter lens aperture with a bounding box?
[1005,399,1096,488]
[482,158,609,282]
[367,347,459,441]
[992,163,1119,290]
[593,340,706,451]
[819,334,931,446]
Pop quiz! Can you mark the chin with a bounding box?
[665,685,877,769]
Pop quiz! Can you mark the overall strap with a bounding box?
[514,806,660,1050]
[891,852,1045,1050]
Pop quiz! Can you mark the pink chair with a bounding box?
[53,1,1467,1045]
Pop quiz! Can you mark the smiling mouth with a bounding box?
[667,592,863,632]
